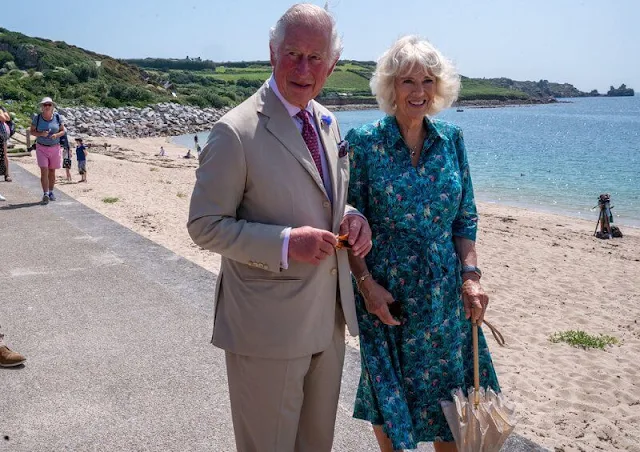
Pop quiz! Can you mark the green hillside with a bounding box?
[0,27,179,125]
[1,27,588,128]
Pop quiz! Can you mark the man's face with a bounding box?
[270,23,337,108]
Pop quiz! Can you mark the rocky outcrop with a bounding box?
[58,103,231,138]
[606,84,634,97]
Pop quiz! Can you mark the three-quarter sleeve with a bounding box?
[451,128,478,241]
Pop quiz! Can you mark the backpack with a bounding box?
[34,112,62,132]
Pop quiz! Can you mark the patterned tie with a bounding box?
[296,110,324,183]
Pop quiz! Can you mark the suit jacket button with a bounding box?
[330,268,338,276]
[323,201,330,208]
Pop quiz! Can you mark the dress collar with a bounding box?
[381,115,445,151]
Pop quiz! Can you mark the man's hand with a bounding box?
[288,226,337,265]
[339,215,372,258]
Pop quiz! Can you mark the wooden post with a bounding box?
[26,129,31,149]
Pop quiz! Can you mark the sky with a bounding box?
[2,0,638,93]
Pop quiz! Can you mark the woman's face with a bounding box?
[41,102,54,115]
[394,67,437,125]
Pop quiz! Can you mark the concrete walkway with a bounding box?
[0,164,547,451]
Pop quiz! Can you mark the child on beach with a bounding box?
[157,146,166,157]
[61,134,72,181]
[75,138,89,183]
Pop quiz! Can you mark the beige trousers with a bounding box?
[225,309,346,452]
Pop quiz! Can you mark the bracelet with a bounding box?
[461,265,482,279]
[355,272,371,292]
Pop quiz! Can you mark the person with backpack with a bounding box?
[30,97,66,204]
[0,105,12,184]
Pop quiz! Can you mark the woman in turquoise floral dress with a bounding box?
[345,36,501,452]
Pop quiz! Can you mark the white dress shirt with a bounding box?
[268,76,362,269]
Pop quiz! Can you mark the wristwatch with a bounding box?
[461,265,482,279]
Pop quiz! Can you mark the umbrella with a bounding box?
[440,321,517,452]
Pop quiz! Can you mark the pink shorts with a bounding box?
[36,143,62,169]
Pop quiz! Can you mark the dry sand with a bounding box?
[11,136,640,452]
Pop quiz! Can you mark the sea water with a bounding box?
[173,96,640,227]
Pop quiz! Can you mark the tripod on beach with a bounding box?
[594,193,622,239]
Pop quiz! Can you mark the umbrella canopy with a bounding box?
[440,322,517,452]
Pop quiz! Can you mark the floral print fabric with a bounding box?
[346,116,500,449]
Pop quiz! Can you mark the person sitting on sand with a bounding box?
[183,149,193,159]
[157,146,166,157]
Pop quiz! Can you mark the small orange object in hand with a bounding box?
[335,234,351,249]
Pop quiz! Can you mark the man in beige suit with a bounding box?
[188,4,371,452]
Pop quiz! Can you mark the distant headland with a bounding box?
[0,26,634,135]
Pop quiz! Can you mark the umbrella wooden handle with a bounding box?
[473,321,480,407]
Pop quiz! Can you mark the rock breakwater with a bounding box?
[58,103,231,138]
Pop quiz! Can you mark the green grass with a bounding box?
[460,78,530,100]
[176,192,186,198]
[549,330,619,350]
[211,72,271,81]
[324,69,371,93]
[149,167,159,172]
[102,197,119,204]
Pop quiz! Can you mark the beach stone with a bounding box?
[58,104,230,138]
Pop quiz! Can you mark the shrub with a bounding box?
[43,67,78,86]
[0,51,14,66]
[70,63,99,82]
[549,330,619,350]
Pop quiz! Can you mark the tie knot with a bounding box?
[296,110,311,123]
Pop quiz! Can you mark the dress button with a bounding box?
[323,201,330,208]
[330,268,338,276]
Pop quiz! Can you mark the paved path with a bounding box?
[0,164,547,451]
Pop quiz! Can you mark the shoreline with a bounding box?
[9,135,640,451]
[326,97,560,112]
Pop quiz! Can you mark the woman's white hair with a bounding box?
[370,35,460,116]
[269,3,343,61]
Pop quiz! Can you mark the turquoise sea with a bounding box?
[173,96,640,227]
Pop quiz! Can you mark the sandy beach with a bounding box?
[10,136,640,452]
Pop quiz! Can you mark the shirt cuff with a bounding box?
[281,227,292,270]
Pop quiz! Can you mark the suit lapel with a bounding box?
[312,104,340,225]
[258,85,328,198]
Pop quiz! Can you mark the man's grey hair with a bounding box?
[370,35,461,116]
[269,3,343,60]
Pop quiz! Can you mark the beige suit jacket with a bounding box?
[188,82,359,360]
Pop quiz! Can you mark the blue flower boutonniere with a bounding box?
[321,114,333,127]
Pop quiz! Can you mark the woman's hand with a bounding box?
[359,279,401,326]
[461,277,489,324]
